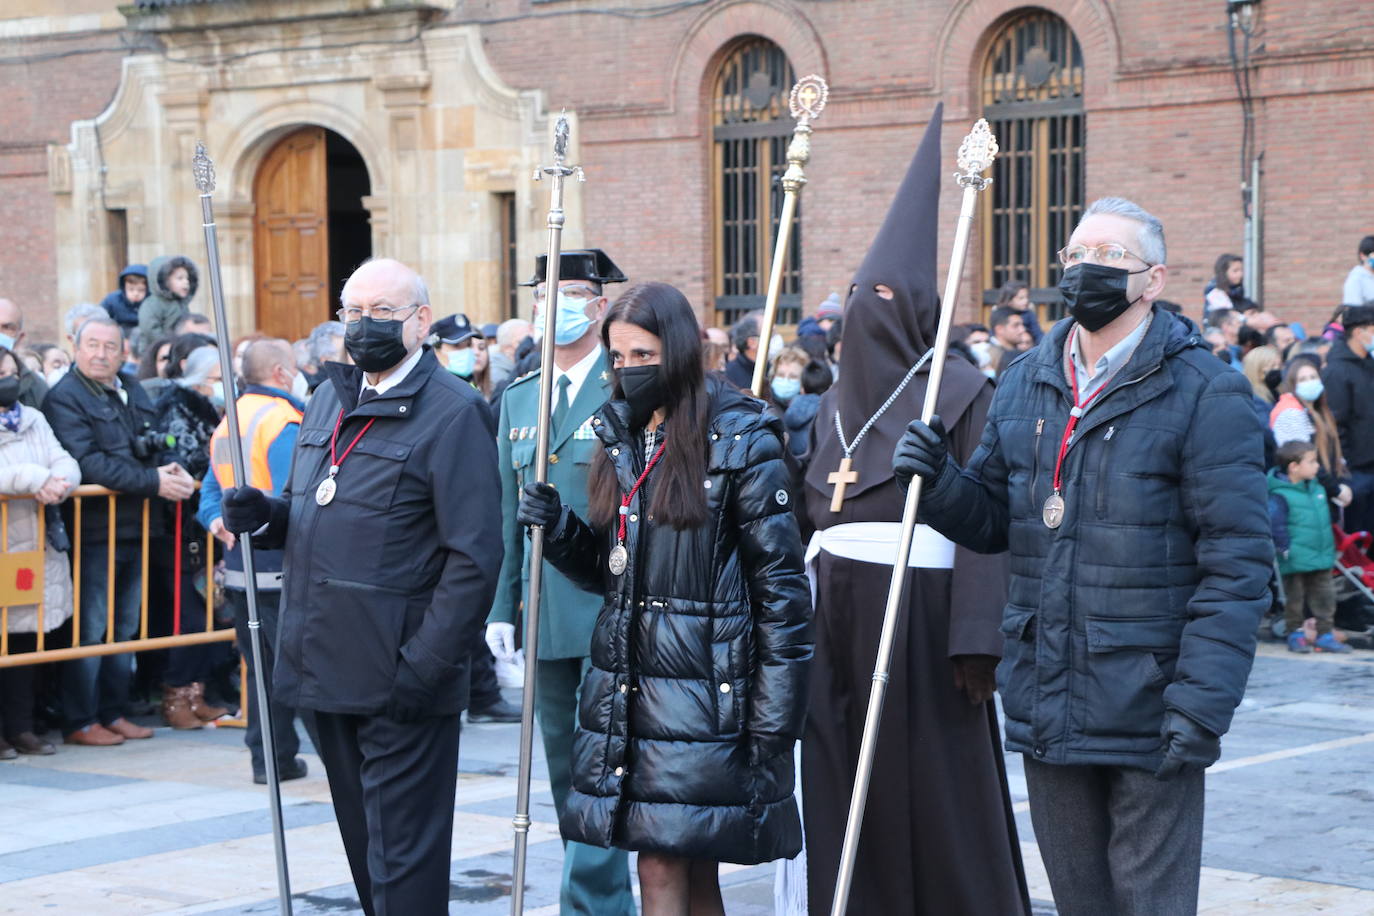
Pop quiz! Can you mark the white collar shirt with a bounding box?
[362,345,426,398]
[552,345,604,408]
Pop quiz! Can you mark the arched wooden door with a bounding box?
[253,127,329,341]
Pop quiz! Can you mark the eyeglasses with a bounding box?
[336,303,420,323]
[532,284,601,303]
[1057,243,1153,268]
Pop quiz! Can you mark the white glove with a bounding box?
[485,622,517,663]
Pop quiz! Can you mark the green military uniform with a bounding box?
[491,348,635,916]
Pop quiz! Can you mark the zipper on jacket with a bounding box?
[1031,418,1045,505]
[317,576,408,596]
[1096,426,1117,517]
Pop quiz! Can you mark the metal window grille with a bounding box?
[711,38,801,328]
[980,11,1086,320]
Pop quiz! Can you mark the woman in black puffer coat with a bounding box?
[517,282,812,914]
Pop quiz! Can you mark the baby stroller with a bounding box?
[1330,525,1374,649]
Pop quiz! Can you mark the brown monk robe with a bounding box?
[800,103,1030,915]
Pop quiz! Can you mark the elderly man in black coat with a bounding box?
[221,258,502,916]
[895,198,1273,916]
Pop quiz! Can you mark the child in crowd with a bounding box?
[1268,441,1350,653]
[137,255,200,341]
[100,265,149,335]
[782,357,833,459]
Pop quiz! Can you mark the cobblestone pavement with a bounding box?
[1,643,1372,914]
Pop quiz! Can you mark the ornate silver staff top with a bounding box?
[193,141,216,195]
[789,74,829,127]
[534,111,585,185]
[955,119,998,190]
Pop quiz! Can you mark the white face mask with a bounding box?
[46,366,69,388]
[290,369,309,402]
[767,333,784,361]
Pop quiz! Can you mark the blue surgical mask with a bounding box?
[0,332,14,352]
[1295,379,1324,402]
[534,292,597,346]
[771,376,801,403]
[446,348,476,378]
[210,381,225,409]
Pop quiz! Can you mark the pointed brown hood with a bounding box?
[805,103,989,510]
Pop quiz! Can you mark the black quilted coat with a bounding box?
[542,380,812,865]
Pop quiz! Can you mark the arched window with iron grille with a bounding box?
[711,37,800,327]
[980,10,1085,320]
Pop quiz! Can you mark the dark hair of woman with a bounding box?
[163,333,217,380]
[137,335,175,380]
[587,282,710,531]
[995,280,1028,307]
[1213,254,1243,291]
[1280,359,1345,475]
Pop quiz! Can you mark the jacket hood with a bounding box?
[1327,337,1373,367]
[149,255,200,302]
[596,373,770,447]
[1267,467,1318,494]
[119,264,148,283]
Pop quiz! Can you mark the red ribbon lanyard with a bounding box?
[617,440,667,544]
[330,408,377,471]
[1051,331,1111,495]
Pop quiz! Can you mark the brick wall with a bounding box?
[4,1,1372,339]
[0,28,125,341]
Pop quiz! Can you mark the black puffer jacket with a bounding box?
[919,308,1273,769]
[1321,336,1374,471]
[542,380,812,865]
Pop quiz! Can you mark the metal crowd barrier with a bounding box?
[0,485,238,669]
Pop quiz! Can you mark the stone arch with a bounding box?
[935,0,1121,116]
[220,98,386,203]
[669,0,827,127]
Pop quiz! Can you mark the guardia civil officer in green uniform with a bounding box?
[485,249,634,915]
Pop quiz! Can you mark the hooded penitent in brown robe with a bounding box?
[800,104,1030,915]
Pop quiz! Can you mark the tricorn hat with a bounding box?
[519,249,627,287]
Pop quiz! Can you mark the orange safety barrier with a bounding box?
[0,485,238,669]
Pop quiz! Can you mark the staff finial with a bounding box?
[193,141,216,194]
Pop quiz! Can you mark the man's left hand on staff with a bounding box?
[221,486,271,534]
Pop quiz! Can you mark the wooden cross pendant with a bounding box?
[828,457,859,513]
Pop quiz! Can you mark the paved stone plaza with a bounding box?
[1,643,1372,914]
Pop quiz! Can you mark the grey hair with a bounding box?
[339,257,430,307]
[1081,197,1167,266]
[65,302,111,340]
[496,318,532,348]
[178,345,220,388]
[73,314,120,345]
[307,320,345,364]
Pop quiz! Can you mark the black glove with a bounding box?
[893,415,950,492]
[221,487,271,535]
[387,658,433,724]
[516,481,565,535]
[1154,709,1221,781]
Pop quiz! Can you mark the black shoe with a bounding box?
[253,757,308,785]
[466,698,522,723]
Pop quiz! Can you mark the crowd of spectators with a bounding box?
[1,230,1371,759]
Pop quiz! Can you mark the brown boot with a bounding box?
[162,687,203,730]
[188,682,229,722]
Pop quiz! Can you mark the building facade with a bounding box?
[2,0,1372,343]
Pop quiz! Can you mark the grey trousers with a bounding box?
[1024,757,1205,916]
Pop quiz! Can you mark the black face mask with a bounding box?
[1059,263,1149,332]
[0,375,19,409]
[344,317,410,374]
[1263,368,1283,393]
[617,365,667,431]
